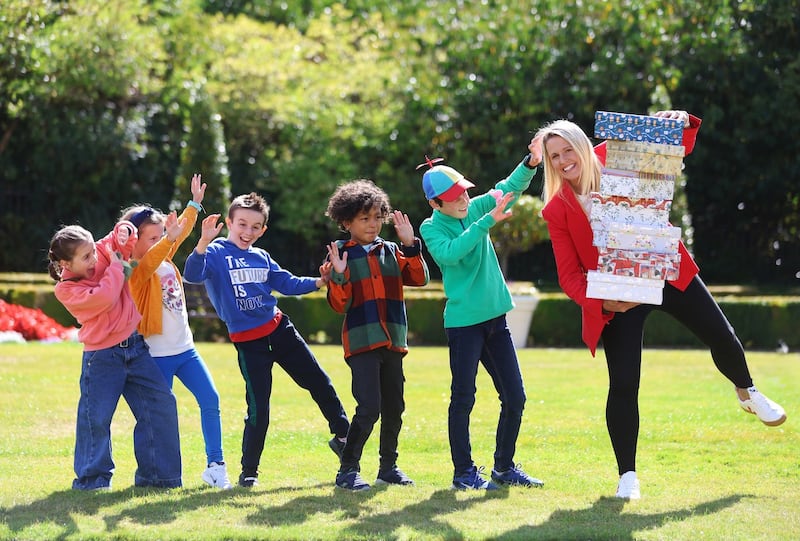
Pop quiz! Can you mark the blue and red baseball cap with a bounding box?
[422,165,475,202]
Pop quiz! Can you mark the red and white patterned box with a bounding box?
[596,248,681,281]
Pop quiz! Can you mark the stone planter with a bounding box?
[508,288,540,348]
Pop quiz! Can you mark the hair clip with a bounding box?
[415,155,445,171]
[130,207,155,228]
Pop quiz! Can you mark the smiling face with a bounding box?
[430,189,470,219]
[225,208,267,249]
[61,240,98,279]
[544,135,582,189]
[344,205,384,245]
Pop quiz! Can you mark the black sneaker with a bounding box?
[238,472,259,488]
[376,465,415,486]
[328,436,346,460]
[335,469,370,491]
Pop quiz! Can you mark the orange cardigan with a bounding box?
[128,205,199,337]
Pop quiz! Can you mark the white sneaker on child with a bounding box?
[738,386,787,426]
[202,462,233,490]
[615,471,640,499]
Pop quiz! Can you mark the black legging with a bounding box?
[600,275,753,475]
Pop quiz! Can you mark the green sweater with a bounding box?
[420,158,537,328]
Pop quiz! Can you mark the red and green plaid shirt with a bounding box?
[327,238,429,359]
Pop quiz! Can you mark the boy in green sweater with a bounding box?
[418,138,545,490]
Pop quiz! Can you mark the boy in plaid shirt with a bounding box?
[325,179,429,491]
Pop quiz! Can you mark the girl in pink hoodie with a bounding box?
[48,223,182,490]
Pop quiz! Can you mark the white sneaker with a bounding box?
[615,471,640,499]
[738,386,787,426]
[202,462,233,490]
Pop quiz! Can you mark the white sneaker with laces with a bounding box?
[615,471,640,499]
[738,386,787,426]
[202,461,233,489]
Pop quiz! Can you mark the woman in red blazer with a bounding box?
[536,111,786,499]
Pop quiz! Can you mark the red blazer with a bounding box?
[542,115,702,355]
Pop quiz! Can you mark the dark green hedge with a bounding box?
[2,274,799,351]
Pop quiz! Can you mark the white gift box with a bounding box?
[600,168,676,200]
[605,223,682,253]
[586,270,664,305]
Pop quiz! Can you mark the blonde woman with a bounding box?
[535,111,786,499]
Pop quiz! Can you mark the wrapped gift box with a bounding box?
[605,140,685,176]
[600,168,676,200]
[590,192,671,227]
[595,111,684,146]
[605,222,681,253]
[596,248,681,280]
[586,270,664,305]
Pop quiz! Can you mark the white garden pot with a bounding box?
[508,291,540,349]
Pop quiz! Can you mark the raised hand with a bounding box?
[391,210,415,246]
[527,135,544,166]
[164,211,188,242]
[489,192,516,223]
[191,173,207,205]
[326,241,348,274]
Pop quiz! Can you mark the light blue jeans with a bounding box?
[72,332,182,490]
[153,348,224,465]
[445,315,527,475]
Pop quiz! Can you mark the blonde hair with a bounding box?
[535,119,602,205]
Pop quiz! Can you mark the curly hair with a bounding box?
[325,179,392,230]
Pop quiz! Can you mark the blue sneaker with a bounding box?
[491,464,544,488]
[336,469,371,491]
[452,466,499,490]
[376,465,415,486]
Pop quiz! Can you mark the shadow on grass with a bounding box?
[494,494,750,541]
[0,483,327,539]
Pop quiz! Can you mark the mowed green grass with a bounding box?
[0,342,798,540]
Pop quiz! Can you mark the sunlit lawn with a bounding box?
[0,342,798,540]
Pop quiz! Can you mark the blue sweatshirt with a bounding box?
[183,238,319,335]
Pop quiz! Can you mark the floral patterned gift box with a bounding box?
[605,140,685,176]
[586,270,665,305]
[600,168,677,200]
[595,111,684,146]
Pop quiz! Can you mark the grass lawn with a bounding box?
[1,342,798,540]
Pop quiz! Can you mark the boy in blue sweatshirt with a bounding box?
[184,192,350,488]
[419,138,545,490]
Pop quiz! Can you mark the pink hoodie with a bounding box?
[54,233,141,351]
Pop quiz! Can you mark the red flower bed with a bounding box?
[0,300,77,341]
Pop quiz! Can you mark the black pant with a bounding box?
[234,315,350,475]
[600,276,753,475]
[340,348,406,473]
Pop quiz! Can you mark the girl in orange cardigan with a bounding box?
[123,174,231,489]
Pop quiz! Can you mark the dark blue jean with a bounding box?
[445,315,527,475]
[340,348,405,472]
[233,315,350,475]
[73,332,182,490]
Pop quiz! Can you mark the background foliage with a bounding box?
[1,0,798,285]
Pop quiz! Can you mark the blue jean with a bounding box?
[233,315,350,475]
[73,332,182,490]
[445,315,526,475]
[153,348,224,465]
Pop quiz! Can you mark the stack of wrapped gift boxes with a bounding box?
[586,111,686,305]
